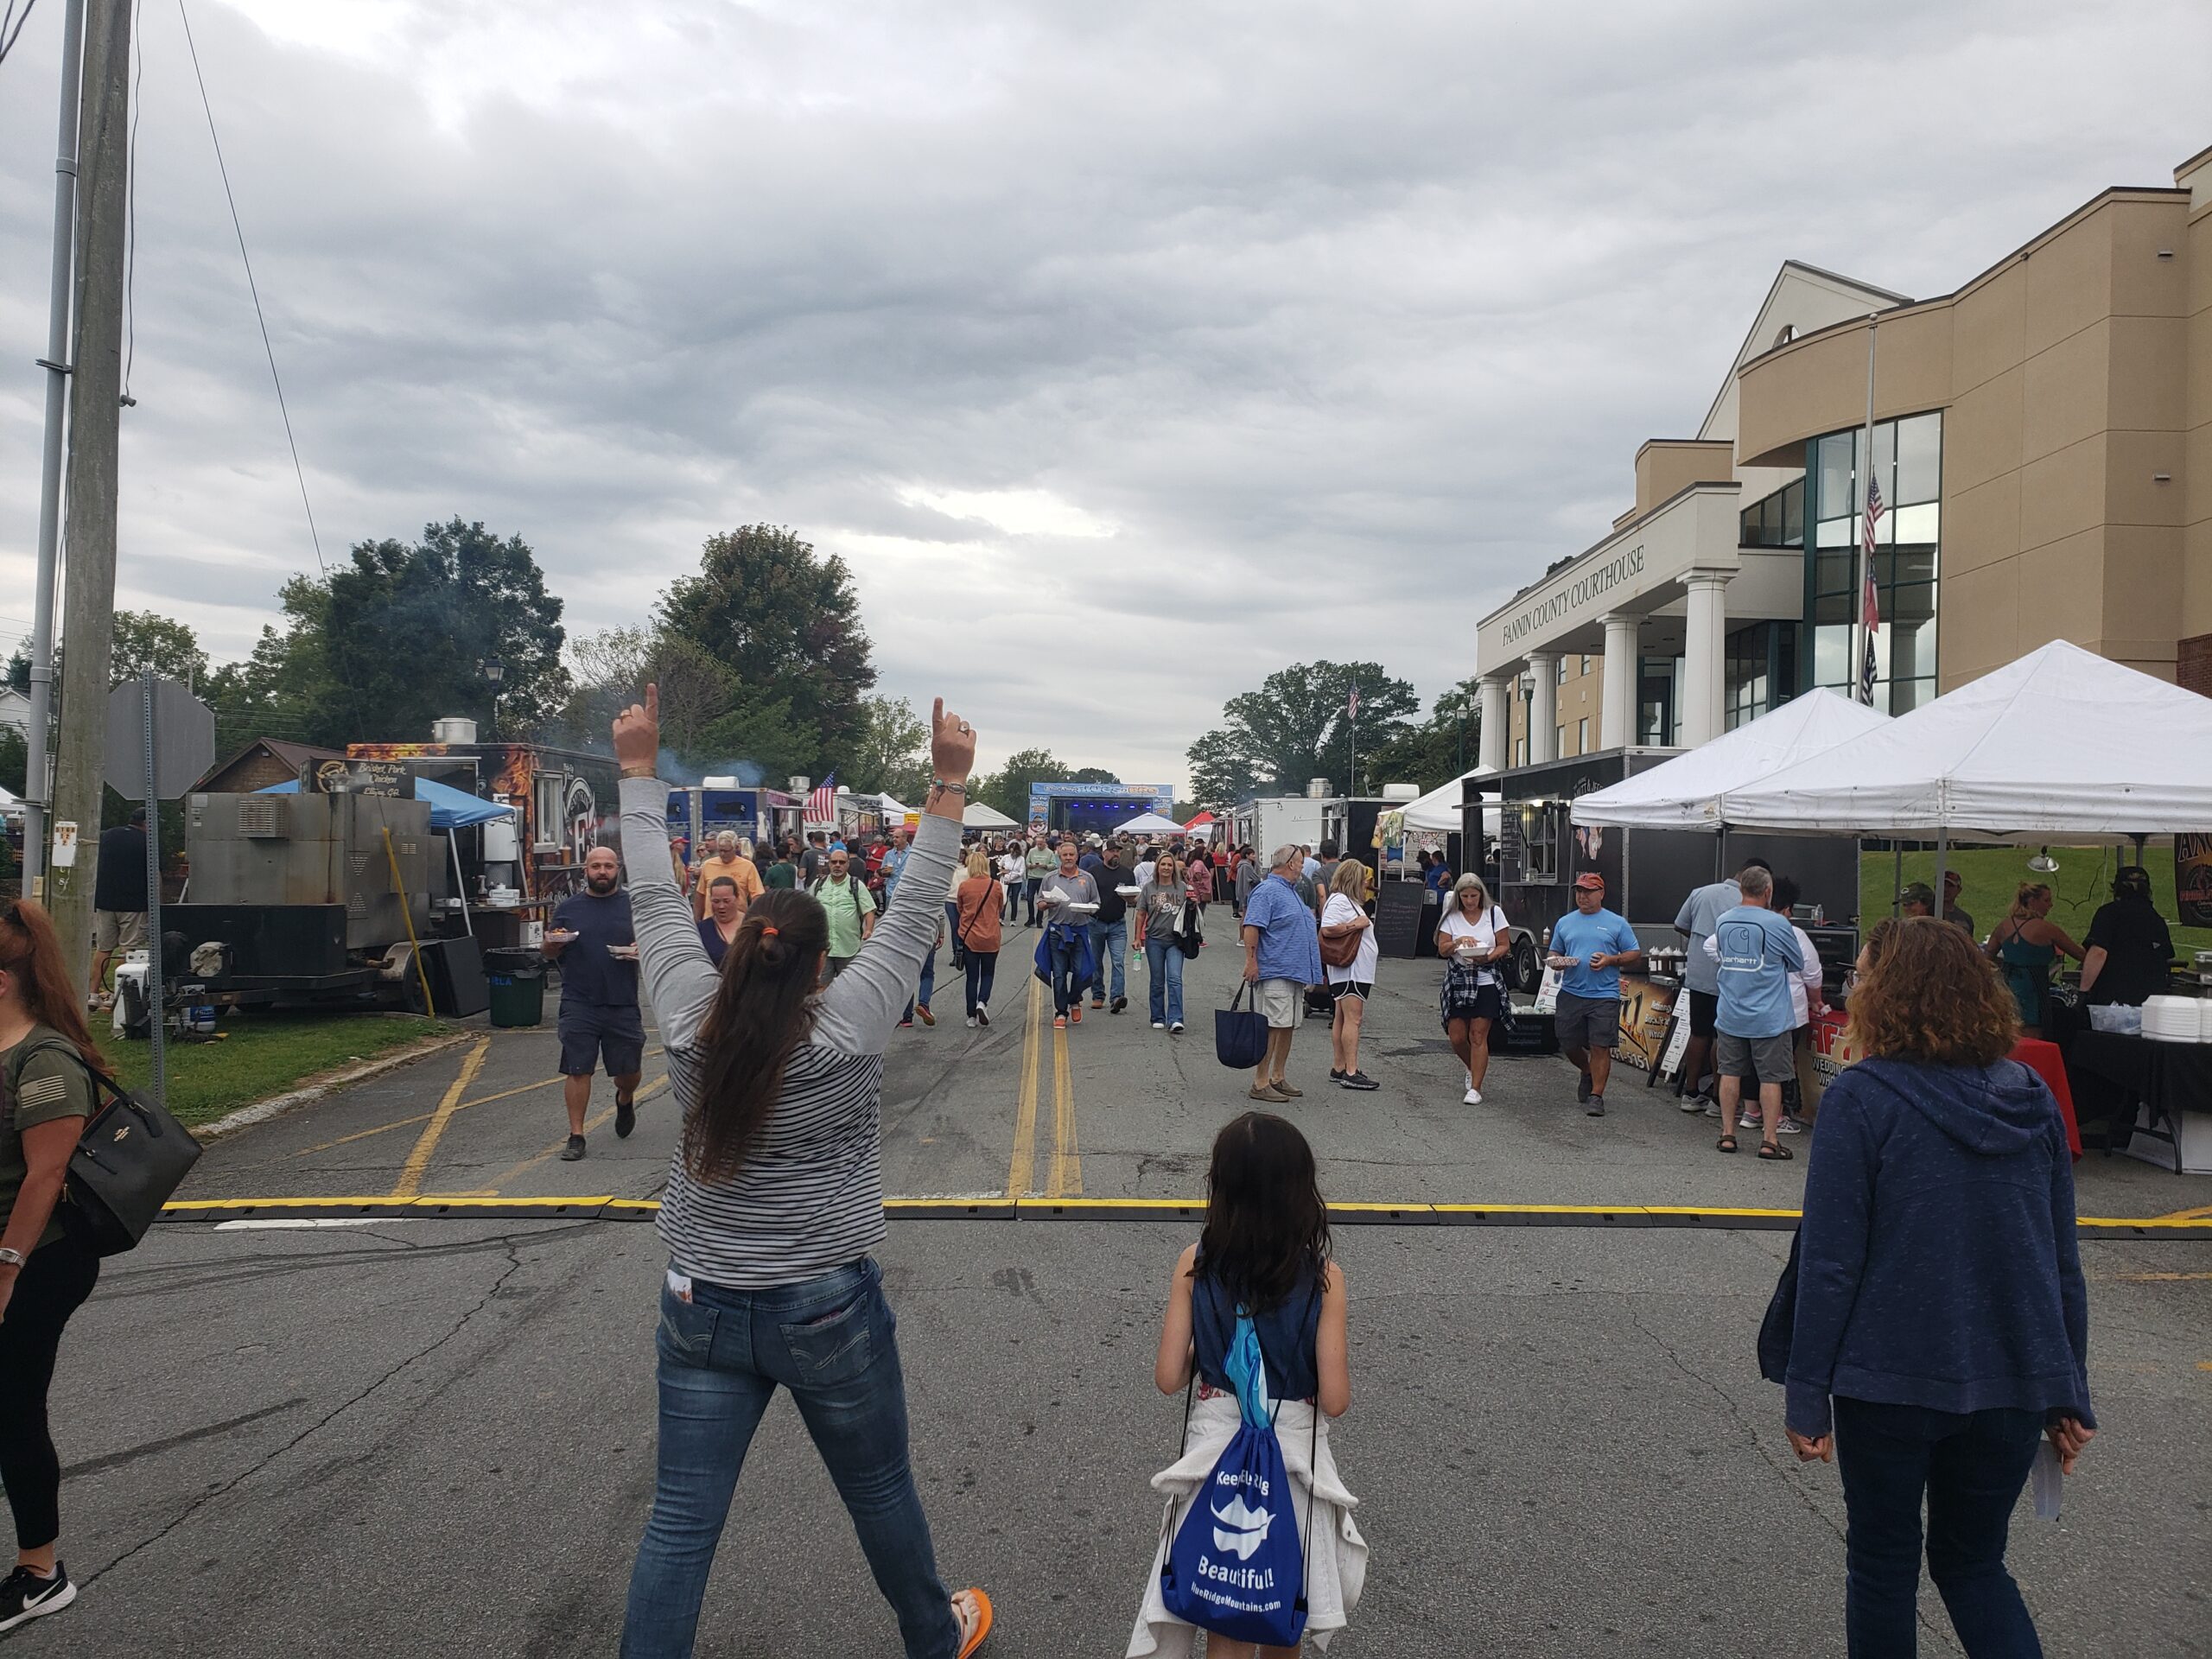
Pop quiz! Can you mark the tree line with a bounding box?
[1182,658,1484,805]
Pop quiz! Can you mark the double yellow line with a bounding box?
[1006,974,1081,1198]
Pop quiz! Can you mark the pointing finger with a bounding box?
[645,683,659,719]
[933,696,945,730]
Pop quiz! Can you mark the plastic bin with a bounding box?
[483,946,546,1029]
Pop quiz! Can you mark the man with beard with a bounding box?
[543,844,645,1162]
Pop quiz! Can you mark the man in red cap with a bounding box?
[1544,871,1643,1117]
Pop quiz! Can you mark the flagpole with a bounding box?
[1857,315,1879,704]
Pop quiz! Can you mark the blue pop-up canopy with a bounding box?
[256,775,515,831]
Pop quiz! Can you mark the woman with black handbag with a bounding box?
[0,899,107,1633]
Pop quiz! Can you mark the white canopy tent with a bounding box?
[1716,641,2212,839]
[1401,765,1497,832]
[1117,810,1185,836]
[961,800,1019,830]
[1571,690,1891,830]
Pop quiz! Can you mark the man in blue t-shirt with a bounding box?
[543,844,644,1163]
[1546,873,1643,1118]
[1700,864,1805,1158]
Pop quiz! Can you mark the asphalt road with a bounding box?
[27,929,2212,1656]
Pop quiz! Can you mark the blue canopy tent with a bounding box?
[257,776,516,932]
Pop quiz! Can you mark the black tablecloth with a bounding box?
[2063,1030,2212,1162]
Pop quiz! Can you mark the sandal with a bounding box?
[1758,1140,1793,1160]
[954,1587,994,1657]
[1715,1135,1738,1154]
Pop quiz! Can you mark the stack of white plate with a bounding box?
[2141,995,2207,1042]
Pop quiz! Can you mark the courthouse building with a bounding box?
[1477,142,2212,771]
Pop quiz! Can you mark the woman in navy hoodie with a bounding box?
[1785,917,2094,1657]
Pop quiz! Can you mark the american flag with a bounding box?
[806,769,839,822]
[1859,477,1885,703]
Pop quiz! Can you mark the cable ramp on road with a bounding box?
[155,1194,2212,1236]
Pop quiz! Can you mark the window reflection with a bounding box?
[1800,413,1941,711]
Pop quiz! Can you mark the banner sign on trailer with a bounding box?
[2176,833,2212,928]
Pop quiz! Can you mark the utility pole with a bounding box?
[48,0,134,995]
[22,0,90,896]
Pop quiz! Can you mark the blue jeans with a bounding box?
[1834,1398,2045,1658]
[1145,936,1185,1026]
[621,1261,960,1659]
[963,950,998,1016]
[1087,918,1127,1001]
[1024,878,1043,925]
[1047,931,1084,1015]
[904,943,938,1022]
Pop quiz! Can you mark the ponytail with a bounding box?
[689,887,830,1183]
[0,899,107,1071]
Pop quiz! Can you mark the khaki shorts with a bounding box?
[94,910,146,952]
[1255,978,1301,1029]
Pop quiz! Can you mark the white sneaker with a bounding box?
[1679,1092,1712,1114]
[1170,1021,1185,1034]
[965,1015,976,1027]
[1466,1072,1475,1090]
[1777,1114,1805,1134]
[1152,1020,1166,1030]
[1738,1111,1762,1130]
[1464,1086,1482,1105]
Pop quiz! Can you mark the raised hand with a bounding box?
[931,697,976,785]
[614,683,660,776]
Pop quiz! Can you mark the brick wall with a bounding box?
[2182,633,2212,699]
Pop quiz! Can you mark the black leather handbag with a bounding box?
[5,1042,205,1255]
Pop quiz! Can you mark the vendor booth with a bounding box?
[962,800,1020,831]
[1715,642,2212,1172]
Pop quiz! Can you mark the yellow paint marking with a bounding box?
[2153,1204,2212,1222]
[1046,1014,1081,1198]
[486,1076,669,1192]
[388,1039,492,1200]
[289,1046,667,1158]
[2103,1271,2212,1282]
[1006,976,1044,1198]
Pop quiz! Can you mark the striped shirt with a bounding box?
[620,779,957,1287]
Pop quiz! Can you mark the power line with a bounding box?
[175,0,326,574]
[0,0,38,67]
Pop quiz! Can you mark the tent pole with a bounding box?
[451,832,474,938]
[1935,830,1948,923]
[1893,842,1903,918]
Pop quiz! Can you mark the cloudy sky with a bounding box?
[1,1,2204,788]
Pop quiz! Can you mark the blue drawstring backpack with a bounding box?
[1160,1307,1316,1648]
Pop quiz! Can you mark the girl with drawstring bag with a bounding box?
[1128,1113,1367,1658]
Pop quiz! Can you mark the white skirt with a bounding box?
[1127,1393,1368,1656]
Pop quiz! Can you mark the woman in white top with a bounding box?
[1319,859,1381,1091]
[1436,873,1510,1106]
[1771,875,1828,1132]
[995,844,1026,922]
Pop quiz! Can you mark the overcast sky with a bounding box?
[1,1,2204,788]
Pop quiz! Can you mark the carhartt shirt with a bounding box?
[1702,905,1806,1039]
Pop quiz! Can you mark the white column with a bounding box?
[1477,675,1510,773]
[1680,569,1732,747]
[1600,612,1639,750]
[1526,652,1559,764]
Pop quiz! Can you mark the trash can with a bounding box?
[483,946,546,1028]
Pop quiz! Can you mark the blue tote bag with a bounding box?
[1160,1310,1315,1648]
[1214,981,1269,1070]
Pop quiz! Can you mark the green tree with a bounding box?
[1068,766,1122,785]
[0,726,25,796]
[974,747,1071,823]
[1185,660,1417,800]
[200,575,337,749]
[1368,676,1484,791]
[656,525,876,772]
[843,696,932,805]
[321,519,569,741]
[110,611,210,687]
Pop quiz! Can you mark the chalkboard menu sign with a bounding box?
[1497,807,1526,886]
[1376,880,1430,958]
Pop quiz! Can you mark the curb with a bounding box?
[190,1030,480,1143]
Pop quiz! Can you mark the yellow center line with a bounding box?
[388,1038,492,1200]
[1046,1008,1081,1198]
[1006,976,1044,1198]
[487,1075,670,1192]
[2154,1204,2212,1222]
[289,1046,667,1158]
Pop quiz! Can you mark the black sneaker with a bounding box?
[1328,1069,1346,1082]
[559,1134,587,1162]
[1586,1095,1606,1117]
[1339,1071,1381,1091]
[0,1564,76,1632]
[1111,995,1128,1014]
[615,1095,636,1139]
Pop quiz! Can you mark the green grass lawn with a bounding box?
[102,1013,453,1128]
[1861,845,2212,956]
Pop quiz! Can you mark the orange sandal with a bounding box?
[954,1587,994,1656]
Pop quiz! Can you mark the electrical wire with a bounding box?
[0,0,39,68]
[175,0,326,574]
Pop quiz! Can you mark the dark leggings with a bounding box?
[0,1230,100,1549]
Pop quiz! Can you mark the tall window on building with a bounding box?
[1724,621,1798,730]
[1805,412,1941,712]
[1514,737,1528,766]
[1638,655,1680,747]
[1577,717,1590,753]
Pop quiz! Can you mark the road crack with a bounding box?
[85,1240,529,1588]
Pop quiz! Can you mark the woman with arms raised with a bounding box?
[614,687,992,1659]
